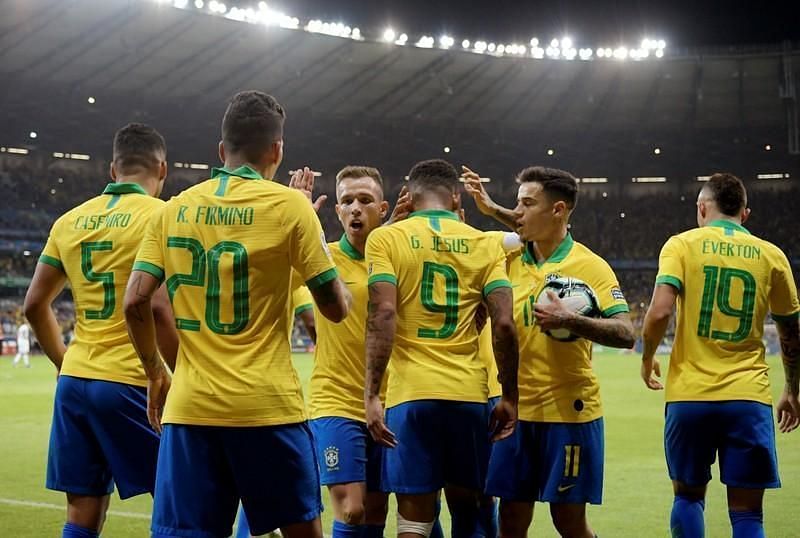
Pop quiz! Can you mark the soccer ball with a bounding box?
[536,277,600,341]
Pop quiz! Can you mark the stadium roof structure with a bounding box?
[1,0,799,184]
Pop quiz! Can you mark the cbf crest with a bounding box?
[545,272,562,282]
[324,446,340,469]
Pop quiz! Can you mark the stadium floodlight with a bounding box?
[613,47,628,60]
[564,47,577,60]
[696,175,711,182]
[756,173,789,180]
[53,152,65,158]
[496,44,505,54]
[194,0,203,8]
[602,192,608,198]
[474,41,487,53]
[414,35,433,48]
[658,39,666,49]
[632,176,667,183]
[655,48,664,58]
[351,28,361,40]
[550,38,559,48]
[23,250,31,256]
[562,37,573,49]
[69,153,91,160]
[579,48,593,60]
[487,43,496,52]
[596,48,605,58]
[439,35,454,49]
[620,212,626,218]
[530,37,539,47]
[581,177,608,183]
[547,149,554,156]
[288,170,322,177]
[87,96,96,104]
[462,39,470,49]
[654,147,661,155]
[29,131,37,139]
[173,0,188,8]
[531,47,544,58]
[518,45,527,55]
[396,33,408,45]
[443,146,451,153]
[7,147,29,155]
[382,28,396,42]
[190,163,209,170]
[765,144,772,151]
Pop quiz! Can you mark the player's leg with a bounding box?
[12,352,21,366]
[477,495,499,538]
[229,423,323,538]
[151,424,240,538]
[46,376,115,537]
[538,420,604,538]
[383,400,446,537]
[665,403,717,538]
[364,428,389,537]
[84,380,160,500]
[235,504,251,538]
[329,483,367,536]
[485,421,538,537]
[23,352,30,367]
[718,401,780,538]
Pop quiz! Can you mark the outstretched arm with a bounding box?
[23,263,68,371]
[364,281,397,447]
[461,166,518,231]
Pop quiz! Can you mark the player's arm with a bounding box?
[485,287,520,441]
[297,307,317,344]
[640,283,679,390]
[534,293,636,348]
[461,166,518,230]
[364,280,397,447]
[151,284,178,371]
[774,315,800,433]
[123,270,171,432]
[23,262,68,371]
[310,279,351,323]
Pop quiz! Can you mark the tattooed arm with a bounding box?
[485,287,520,441]
[775,316,800,433]
[124,270,171,433]
[534,291,636,348]
[364,281,398,447]
[310,277,352,323]
[23,262,68,371]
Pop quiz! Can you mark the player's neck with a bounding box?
[532,228,569,262]
[344,232,366,256]
[222,158,276,180]
[411,199,454,213]
[114,175,159,197]
[703,213,741,227]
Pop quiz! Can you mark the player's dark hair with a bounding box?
[703,173,747,216]
[112,123,166,174]
[221,91,285,163]
[516,166,578,210]
[336,165,384,190]
[406,159,459,194]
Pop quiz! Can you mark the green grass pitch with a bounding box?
[1,352,797,537]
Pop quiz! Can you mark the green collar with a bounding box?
[409,209,460,221]
[102,182,147,195]
[708,219,750,235]
[339,234,364,260]
[522,233,574,267]
[210,165,263,180]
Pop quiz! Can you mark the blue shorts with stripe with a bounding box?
[485,418,604,505]
[46,375,159,499]
[310,417,383,491]
[151,422,322,538]
[382,400,490,494]
[665,401,780,489]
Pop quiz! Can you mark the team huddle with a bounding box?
[23,91,800,538]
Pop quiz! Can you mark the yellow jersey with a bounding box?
[309,235,384,421]
[133,165,337,427]
[365,209,511,408]
[509,234,629,423]
[479,231,513,399]
[39,183,163,387]
[292,285,313,318]
[656,220,800,404]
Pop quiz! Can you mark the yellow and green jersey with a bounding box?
[509,234,629,423]
[309,235,385,421]
[39,183,164,387]
[365,210,511,408]
[656,220,800,404]
[133,165,337,427]
[291,281,313,318]
[479,231,512,400]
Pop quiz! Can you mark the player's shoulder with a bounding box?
[50,194,105,228]
[571,239,611,266]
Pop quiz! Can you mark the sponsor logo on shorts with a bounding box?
[611,287,626,301]
[557,484,576,493]
[324,446,339,469]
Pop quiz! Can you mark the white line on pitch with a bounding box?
[0,497,149,520]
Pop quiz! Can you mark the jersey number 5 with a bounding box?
[697,265,756,342]
[166,236,249,335]
[80,241,115,320]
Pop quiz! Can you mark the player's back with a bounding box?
[658,220,799,403]
[366,209,510,407]
[40,183,163,386]
[135,167,335,426]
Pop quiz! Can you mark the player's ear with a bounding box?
[741,206,751,224]
[553,200,566,218]
[452,192,462,212]
[218,141,226,164]
[378,200,389,219]
[109,161,117,181]
[159,160,167,182]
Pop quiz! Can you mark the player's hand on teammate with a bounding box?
[289,166,327,212]
[365,395,397,447]
[147,368,172,434]
[776,389,800,433]
[640,356,664,390]
[533,290,575,331]
[489,396,518,442]
[461,166,496,216]
[385,185,411,225]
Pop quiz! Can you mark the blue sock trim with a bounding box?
[332,519,363,538]
[63,522,99,538]
[670,495,705,538]
[729,510,764,538]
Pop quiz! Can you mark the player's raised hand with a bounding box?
[289,166,327,212]
[533,290,574,331]
[365,395,397,448]
[489,396,517,442]
[461,165,496,216]
[776,390,800,433]
[640,356,664,391]
[385,185,411,225]
[147,368,171,434]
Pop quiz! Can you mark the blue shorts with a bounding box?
[485,418,604,505]
[152,422,322,538]
[382,400,490,494]
[665,401,780,489]
[309,417,383,491]
[46,375,159,499]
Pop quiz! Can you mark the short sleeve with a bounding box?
[655,236,684,291]
[769,248,800,322]
[39,219,64,272]
[365,227,397,286]
[291,285,314,315]
[132,205,167,283]
[287,192,337,290]
[482,241,512,296]
[589,259,630,318]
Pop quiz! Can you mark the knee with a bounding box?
[341,500,366,526]
[551,510,589,538]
